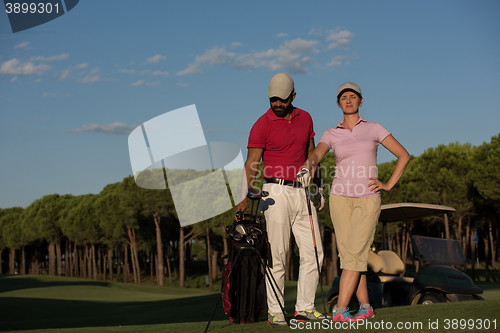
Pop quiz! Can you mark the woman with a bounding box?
[297,82,410,321]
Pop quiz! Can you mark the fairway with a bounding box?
[1,275,499,332]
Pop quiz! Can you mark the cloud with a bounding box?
[231,42,242,47]
[80,68,101,83]
[42,92,72,98]
[177,46,236,75]
[119,69,136,74]
[204,128,246,134]
[308,28,323,36]
[178,39,319,75]
[0,58,50,75]
[63,122,137,135]
[60,63,88,80]
[327,55,350,67]
[14,42,29,49]
[30,53,69,62]
[131,80,159,87]
[10,76,17,82]
[59,67,71,80]
[326,30,354,49]
[59,64,100,83]
[132,80,145,86]
[275,33,288,37]
[152,70,169,76]
[177,82,188,87]
[204,128,223,134]
[177,65,199,76]
[235,38,319,73]
[146,54,167,63]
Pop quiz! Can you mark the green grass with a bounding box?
[1,275,499,332]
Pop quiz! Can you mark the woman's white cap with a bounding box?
[337,82,362,98]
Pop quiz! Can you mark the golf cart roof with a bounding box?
[379,203,456,223]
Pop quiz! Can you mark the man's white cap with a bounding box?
[337,82,362,98]
[268,73,294,99]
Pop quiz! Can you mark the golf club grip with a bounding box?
[249,200,255,223]
[253,198,260,223]
[304,186,314,215]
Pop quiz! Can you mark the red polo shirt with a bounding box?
[248,107,315,180]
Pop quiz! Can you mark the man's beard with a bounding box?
[272,104,293,118]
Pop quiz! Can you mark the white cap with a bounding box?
[268,73,294,99]
[337,82,362,98]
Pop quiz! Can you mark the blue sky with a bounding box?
[1,0,499,209]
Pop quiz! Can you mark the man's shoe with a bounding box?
[268,312,287,326]
[355,304,375,319]
[331,307,357,322]
[294,308,327,321]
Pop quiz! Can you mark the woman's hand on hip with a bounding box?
[368,177,391,192]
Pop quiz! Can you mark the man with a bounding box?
[235,73,325,325]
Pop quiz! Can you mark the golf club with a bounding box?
[304,184,327,316]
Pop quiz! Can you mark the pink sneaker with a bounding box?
[355,304,375,319]
[331,307,357,322]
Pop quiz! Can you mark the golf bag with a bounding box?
[221,215,267,324]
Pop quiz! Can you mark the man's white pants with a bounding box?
[260,183,324,313]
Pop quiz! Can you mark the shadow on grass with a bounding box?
[0,275,111,294]
[0,275,302,332]
[0,293,231,331]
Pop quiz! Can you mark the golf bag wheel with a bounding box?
[418,292,447,305]
[328,295,359,313]
[328,296,338,313]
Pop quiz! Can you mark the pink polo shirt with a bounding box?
[319,116,390,198]
[248,107,315,180]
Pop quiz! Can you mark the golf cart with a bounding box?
[327,203,483,311]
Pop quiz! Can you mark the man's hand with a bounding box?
[235,199,248,220]
[314,186,326,211]
[297,167,311,187]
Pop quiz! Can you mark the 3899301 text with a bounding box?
[5,2,60,14]
[441,318,497,330]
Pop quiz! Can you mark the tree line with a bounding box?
[0,134,498,286]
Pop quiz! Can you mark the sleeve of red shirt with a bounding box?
[247,116,267,149]
[305,111,315,139]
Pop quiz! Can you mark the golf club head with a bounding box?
[225,224,234,235]
[233,233,244,242]
[247,226,262,235]
[235,224,247,235]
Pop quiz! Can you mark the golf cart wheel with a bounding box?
[418,292,447,305]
